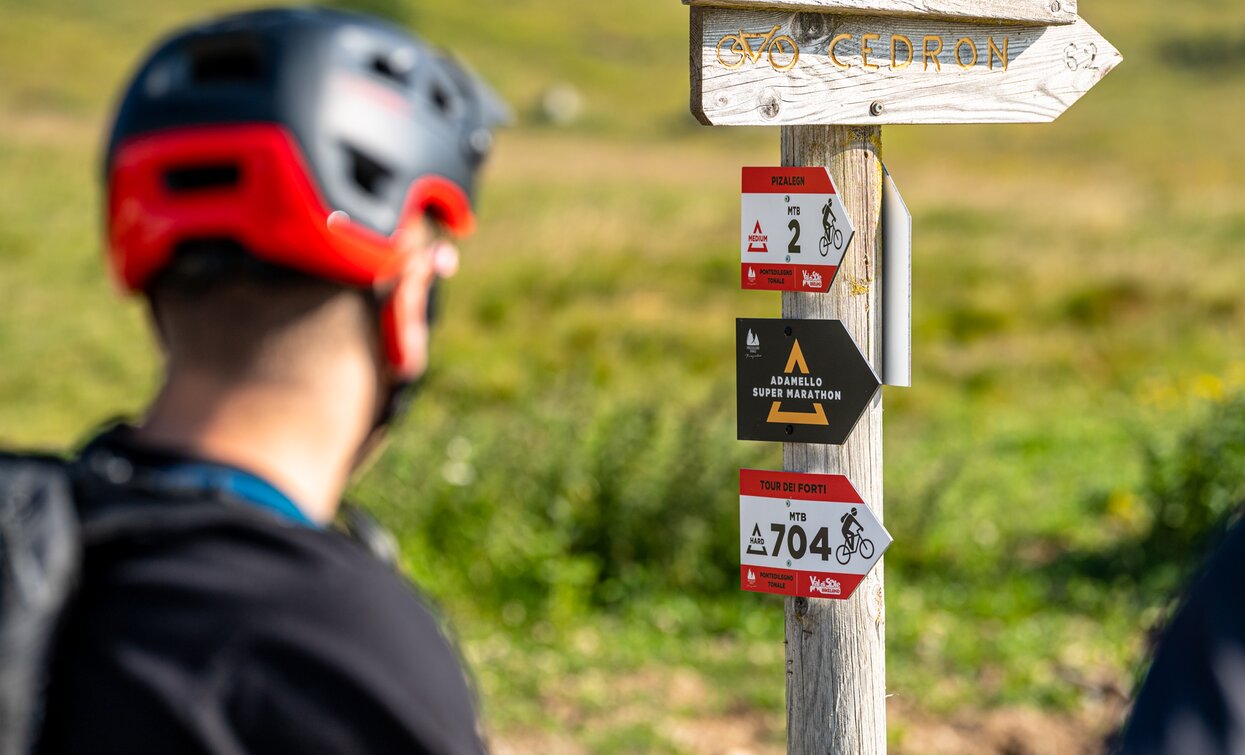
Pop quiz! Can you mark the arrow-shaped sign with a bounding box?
[685,0,1079,27]
[737,318,880,445]
[739,468,892,600]
[741,167,855,293]
[692,7,1121,125]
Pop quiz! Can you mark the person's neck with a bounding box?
[134,369,374,524]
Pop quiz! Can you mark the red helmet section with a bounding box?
[106,123,474,377]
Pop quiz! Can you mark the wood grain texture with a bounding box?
[783,125,886,755]
[692,8,1121,125]
[685,0,1077,26]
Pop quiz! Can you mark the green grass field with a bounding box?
[3,0,1245,751]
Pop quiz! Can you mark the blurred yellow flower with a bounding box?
[1194,373,1225,402]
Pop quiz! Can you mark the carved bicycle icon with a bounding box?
[819,197,845,257]
[717,25,800,72]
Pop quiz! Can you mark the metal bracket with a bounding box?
[881,165,911,388]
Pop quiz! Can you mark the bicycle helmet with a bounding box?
[105,7,507,377]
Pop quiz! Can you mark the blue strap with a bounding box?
[154,462,318,528]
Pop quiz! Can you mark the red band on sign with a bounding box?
[796,572,864,599]
[739,468,864,504]
[739,264,836,292]
[739,565,798,596]
[739,565,865,599]
[742,167,837,195]
[741,263,792,289]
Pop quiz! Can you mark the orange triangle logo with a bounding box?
[767,339,829,426]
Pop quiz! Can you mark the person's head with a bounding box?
[104,7,505,433]
[851,507,857,515]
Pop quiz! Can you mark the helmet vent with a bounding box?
[188,35,263,84]
[430,85,453,115]
[370,55,409,87]
[344,145,392,198]
[164,163,241,193]
[426,67,463,117]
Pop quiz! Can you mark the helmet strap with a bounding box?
[364,277,438,436]
[374,378,418,433]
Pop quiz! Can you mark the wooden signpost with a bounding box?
[691,8,1121,124]
[685,0,1079,26]
[689,0,1119,752]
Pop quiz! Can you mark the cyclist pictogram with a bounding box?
[717,25,800,72]
[836,507,875,565]
[819,197,845,257]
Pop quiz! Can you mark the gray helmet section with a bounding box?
[107,7,509,236]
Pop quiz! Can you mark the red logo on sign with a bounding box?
[808,575,841,596]
[747,221,768,253]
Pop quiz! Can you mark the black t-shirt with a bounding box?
[36,432,486,755]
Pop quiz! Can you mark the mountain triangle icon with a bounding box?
[747,523,767,556]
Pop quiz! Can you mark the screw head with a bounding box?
[786,559,792,567]
[869,101,884,117]
[785,425,795,435]
[783,326,793,337]
[786,500,792,507]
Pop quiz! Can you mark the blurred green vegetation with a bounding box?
[2,0,1245,749]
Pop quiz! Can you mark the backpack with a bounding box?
[0,448,402,755]
[0,455,78,755]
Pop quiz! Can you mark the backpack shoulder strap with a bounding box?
[0,453,79,755]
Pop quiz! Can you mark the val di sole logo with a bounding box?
[801,269,823,289]
[808,575,841,596]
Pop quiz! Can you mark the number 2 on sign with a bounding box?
[769,523,835,561]
[788,219,801,254]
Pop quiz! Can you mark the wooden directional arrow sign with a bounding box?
[691,6,1121,124]
[685,0,1078,26]
[737,318,880,444]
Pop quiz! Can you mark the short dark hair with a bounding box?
[146,240,380,381]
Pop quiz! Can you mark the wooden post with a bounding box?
[782,124,886,754]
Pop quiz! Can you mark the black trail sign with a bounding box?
[736,318,880,445]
